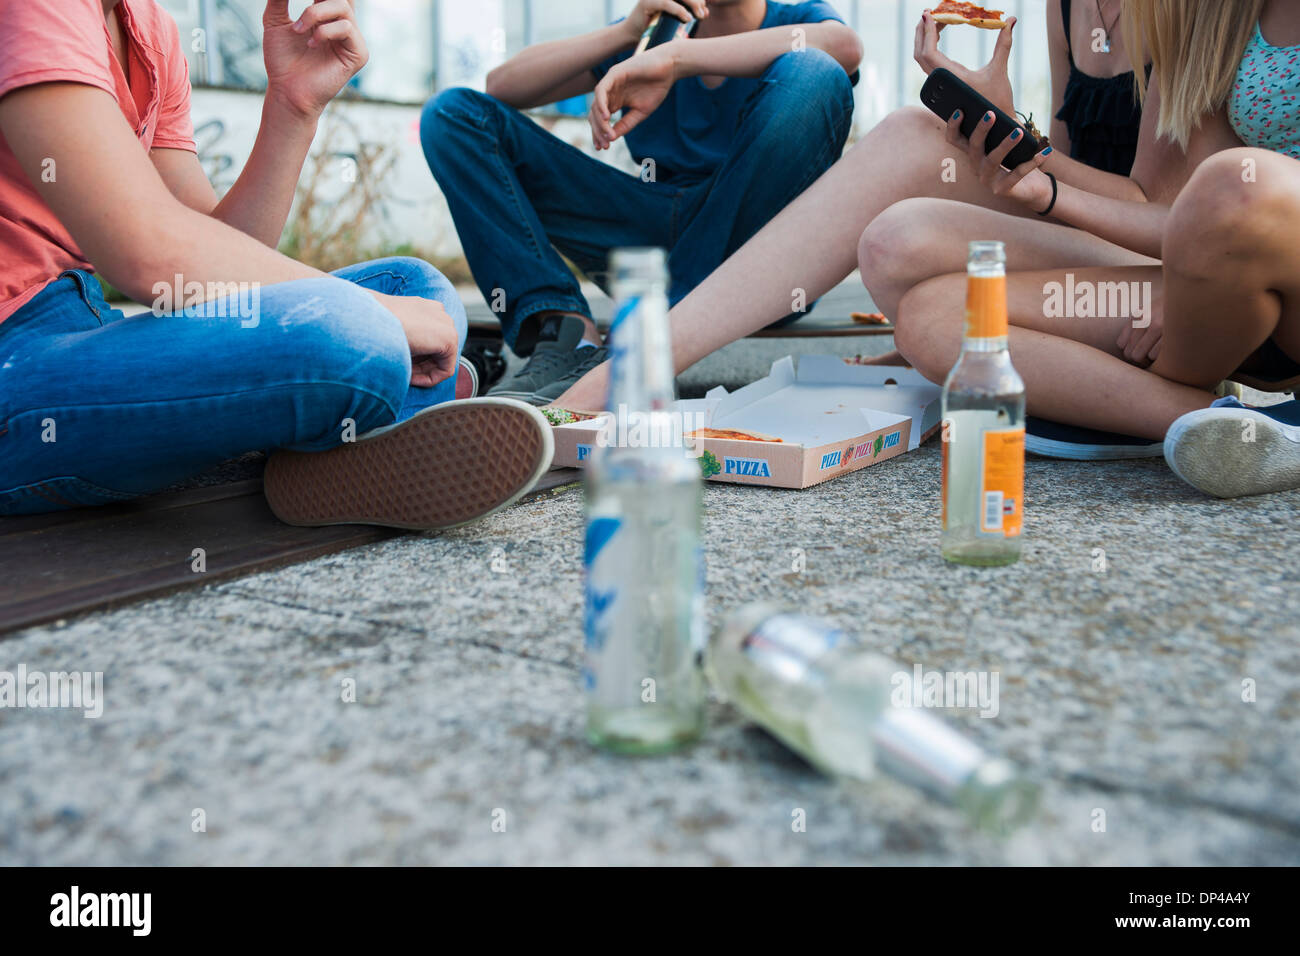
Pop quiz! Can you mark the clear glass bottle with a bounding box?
[708,605,1039,832]
[941,241,1027,566]
[584,248,705,754]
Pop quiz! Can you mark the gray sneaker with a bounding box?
[532,344,610,405]
[489,316,603,405]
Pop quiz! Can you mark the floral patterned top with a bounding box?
[1229,22,1300,160]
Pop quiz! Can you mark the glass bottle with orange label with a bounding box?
[941,241,1026,566]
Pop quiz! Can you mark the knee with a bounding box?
[762,49,854,127]
[355,257,468,352]
[284,281,412,427]
[859,199,944,307]
[423,86,490,126]
[421,87,493,160]
[1165,148,1297,272]
[364,255,455,301]
[882,105,945,138]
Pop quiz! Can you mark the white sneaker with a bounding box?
[1164,397,1300,498]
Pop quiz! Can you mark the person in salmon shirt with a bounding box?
[0,0,553,528]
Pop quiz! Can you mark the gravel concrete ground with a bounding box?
[2,281,1297,866]
[3,440,1298,865]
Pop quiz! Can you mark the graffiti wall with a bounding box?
[191,90,617,262]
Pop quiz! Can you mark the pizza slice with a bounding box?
[541,407,596,426]
[931,1,1007,29]
[686,428,784,443]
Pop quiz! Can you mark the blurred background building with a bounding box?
[156,0,1053,271]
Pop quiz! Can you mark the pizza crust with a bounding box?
[931,13,1006,29]
[931,2,1006,29]
[687,428,784,444]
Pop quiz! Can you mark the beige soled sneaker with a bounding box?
[263,398,554,530]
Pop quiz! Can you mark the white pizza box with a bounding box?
[550,356,942,489]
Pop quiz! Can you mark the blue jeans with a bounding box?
[0,258,468,516]
[421,50,854,355]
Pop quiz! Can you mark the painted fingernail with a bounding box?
[952,109,962,120]
[1010,129,1022,140]
[983,112,994,123]
[1042,146,1054,155]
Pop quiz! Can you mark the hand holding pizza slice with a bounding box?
[915,6,1017,116]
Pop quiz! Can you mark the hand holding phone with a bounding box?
[920,67,1057,213]
[920,68,1042,168]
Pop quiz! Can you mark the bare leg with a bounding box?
[554,107,1033,409]
[1153,148,1300,388]
[859,197,1157,319]
[895,266,1212,440]
[553,107,1157,410]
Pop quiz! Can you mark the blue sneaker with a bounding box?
[1165,396,1300,498]
[1026,417,1164,461]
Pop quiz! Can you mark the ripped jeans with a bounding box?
[0,258,467,515]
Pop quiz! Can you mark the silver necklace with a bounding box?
[1094,0,1121,53]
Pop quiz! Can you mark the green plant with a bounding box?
[278,111,400,273]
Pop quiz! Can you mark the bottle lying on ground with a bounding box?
[942,240,1026,566]
[708,605,1039,831]
[584,248,706,754]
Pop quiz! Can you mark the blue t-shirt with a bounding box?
[593,0,853,184]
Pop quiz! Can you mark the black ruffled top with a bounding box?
[1053,0,1144,176]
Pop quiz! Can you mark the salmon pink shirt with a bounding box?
[0,0,196,323]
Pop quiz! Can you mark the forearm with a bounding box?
[1048,181,1167,258]
[103,201,326,307]
[1045,150,1147,203]
[211,92,319,247]
[486,23,632,108]
[671,23,861,78]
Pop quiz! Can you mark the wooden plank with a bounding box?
[468,315,892,339]
[0,468,583,638]
[747,324,893,339]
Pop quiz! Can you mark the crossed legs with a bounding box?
[887,148,1300,440]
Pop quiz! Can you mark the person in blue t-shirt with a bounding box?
[421,0,861,404]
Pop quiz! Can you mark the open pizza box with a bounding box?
[551,356,943,489]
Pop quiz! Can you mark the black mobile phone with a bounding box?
[636,13,698,54]
[920,68,1042,168]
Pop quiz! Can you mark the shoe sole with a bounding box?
[1165,407,1300,498]
[1026,435,1164,461]
[263,398,555,530]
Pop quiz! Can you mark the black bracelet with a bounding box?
[1037,172,1058,217]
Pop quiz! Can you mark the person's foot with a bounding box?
[1026,417,1164,461]
[1165,396,1300,498]
[263,398,554,530]
[489,315,603,405]
[531,344,611,405]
